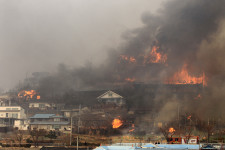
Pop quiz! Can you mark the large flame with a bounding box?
[144,45,167,64]
[18,90,40,100]
[169,127,175,133]
[165,64,207,86]
[112,118,123,129]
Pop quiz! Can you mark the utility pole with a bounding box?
[78,104,81,133]
[70,116,72,146]
[77,136,79,150]
[178,105,180,131]
[77,104,81,150]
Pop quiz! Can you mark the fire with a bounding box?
[144,45,167,64]
[169,127,175,133]
[125,77,136,82]
[119,55,136,63]
[18,90,39,100]
[37,95,41,100]
[165,64,207,86]
[112,118,123,129]
[187,115,191,120]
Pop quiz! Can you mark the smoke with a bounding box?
[16,0,225,121]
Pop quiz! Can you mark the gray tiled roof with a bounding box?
[30,121,70,125]
[30,114,55,119]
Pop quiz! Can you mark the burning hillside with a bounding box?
[16,0,225,121]
[18,90,40,100]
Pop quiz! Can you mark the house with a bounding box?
[0,106,27,129]
[97,90,125,106]
[29,101,65,110]
[61,109,80,118]
[29,101,51,110]
[29,114,70,131]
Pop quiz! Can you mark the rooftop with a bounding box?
[30,114,64,119]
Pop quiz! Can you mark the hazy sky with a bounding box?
[0,0,165,89]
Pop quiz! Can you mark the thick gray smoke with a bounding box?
[18,0,225,120]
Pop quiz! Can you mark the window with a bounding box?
[108,92,112,96]
[52,125,60,129]
[54,118,60,122]
[39,104,45,108]
[6,113,8,117]
[12,113,18,118]
[12,108,18,110]
[6,108,11,110]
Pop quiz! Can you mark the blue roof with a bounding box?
[30,114,55,119]
[156,144,201,149]
[142,144,157,148]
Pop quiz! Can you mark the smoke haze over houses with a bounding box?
[2,0,225,122]
[0,0,164,89]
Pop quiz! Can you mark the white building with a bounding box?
[0,106,28,129]
[29,114,70,132]
[0,106,26,119]
[29,102,51,110]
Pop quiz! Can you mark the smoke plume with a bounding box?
[18,0,225,121]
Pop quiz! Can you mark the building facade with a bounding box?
[97,90,125,106]
[29,114,70,131]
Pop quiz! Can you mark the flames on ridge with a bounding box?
[18,90,41,100]
[112,118,123,129]
[165,64,207,86]
[144,45,167,64]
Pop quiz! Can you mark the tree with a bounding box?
[159,126,169,141]
[15,130,25,146]
[206,124,214,143]
[45,130,57,142]
[29,129,47,147]
[184,126,194,144]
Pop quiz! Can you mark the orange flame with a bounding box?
[18,90,39,100]
[37,95,41,100]
[125,77,136,82]
[144,46,167,64]
[169,127,175,133]
[119,55,136,63]
[165,64,207,86]
[112,118,123,128]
